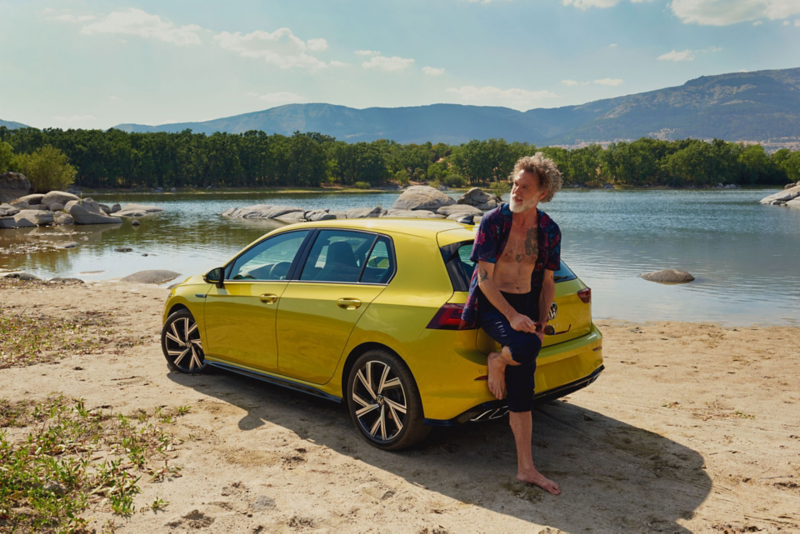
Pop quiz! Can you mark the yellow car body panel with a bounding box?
[163,218,604,424]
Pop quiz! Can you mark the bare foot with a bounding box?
[487,352,506,400]
[517,468,561,495]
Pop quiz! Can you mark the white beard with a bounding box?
[509,196,537,213]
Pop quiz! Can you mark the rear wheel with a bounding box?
[161,309,207,374]
[346,349,429,450]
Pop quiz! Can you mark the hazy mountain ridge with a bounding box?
[0,119,28,130]
[5,67,800,146]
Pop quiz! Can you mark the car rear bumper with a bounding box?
[423,365,604,426]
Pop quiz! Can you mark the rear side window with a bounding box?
[300,229,374,283]
[361,237,395,284]
[440,240,576,291]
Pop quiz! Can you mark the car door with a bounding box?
[276,230,395,384]
[204,230,311,372]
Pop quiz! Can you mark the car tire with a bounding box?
[161,309,207,375]
[346,349,429,450]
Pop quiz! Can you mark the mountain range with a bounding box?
[4,67,800,147]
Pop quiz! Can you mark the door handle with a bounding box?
[337,298,362,310]
[259,293,278,304]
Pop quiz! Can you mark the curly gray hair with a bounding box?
[511,153,563,203]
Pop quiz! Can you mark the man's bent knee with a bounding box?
[507,334,542,366]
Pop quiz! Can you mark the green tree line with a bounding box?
[1,126,798,191]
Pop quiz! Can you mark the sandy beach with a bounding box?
[1,277,798,533]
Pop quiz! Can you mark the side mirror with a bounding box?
[203,267,225,288]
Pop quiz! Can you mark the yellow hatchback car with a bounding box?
[161,218,604,450]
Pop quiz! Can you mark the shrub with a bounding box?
[13,145,76,193]
[0,141,14,173]
[353,181,371,189]
[428,178,442,190]
[490,180,511,198]
[443,174,466,188]
[395,170,410,185]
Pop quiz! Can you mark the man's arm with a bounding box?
[477,260,538,334]
[537,269,556,337]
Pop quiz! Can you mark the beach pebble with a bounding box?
[640,269,695,284]
[0,272,40,281]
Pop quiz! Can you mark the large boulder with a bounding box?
[457,187,501,211]
[640,269,695,284]
[17,193,45,205]
[65,199,104,215]
[115,204,164,217]
[0,217,17,228]
[42,191,80,209]
[760,184,800,206]
[9,200,29,209]
[221,205,304,219]
[68,203,123,225]
[382,209,443,218]
[304,209,336,221]
[786,197,800,209]
[54,212,74,225]
[49,203,64,212]
[274,212,307,223]
[437,204,483,217]
[0,203,20,217]
[346,207,386,219]
[0,172,31,203]
[392,186,455,211]
[121,270,181,284]
[15,209,53,226]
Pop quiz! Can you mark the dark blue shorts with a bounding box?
[478,291,541,413]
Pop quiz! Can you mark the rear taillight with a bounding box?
[426,303,473,330]
[578,288,592,304]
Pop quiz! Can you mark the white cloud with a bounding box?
[355,50,381,56]
[594,78,624,86]
[609,43,618,47]
[215,29,328,70]
[658,49,695,61]
[561,79,591,86]
[784,20,791,25]
[796,19,800,25]
[753,19,763,25]
[329,60,348,67]
[362,55,415,72]
[561,0,652,10]
[447,86,557,108]
[54,115,96,122]
[50,14,96,23]
[670,0,800,26]
[108,96,121,101]
[257,92,306,104]
[423,66,445,76]
[80,8,203,46]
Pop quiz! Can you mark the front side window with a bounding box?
[227,230,310,281]
[300,230,376,283]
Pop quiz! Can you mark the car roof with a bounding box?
[275,218,477,244]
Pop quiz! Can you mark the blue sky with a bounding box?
[2,0,799,129]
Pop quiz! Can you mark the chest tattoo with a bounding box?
[525,228,538,257]
[515,254,523,263]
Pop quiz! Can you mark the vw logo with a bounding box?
[549,303,558,321]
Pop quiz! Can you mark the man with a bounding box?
[461,153,563,495]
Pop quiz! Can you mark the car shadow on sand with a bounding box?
[168,368,711,533]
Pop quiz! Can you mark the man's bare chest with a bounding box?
[498,226,538,266]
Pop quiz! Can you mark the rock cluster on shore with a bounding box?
[220,186,500,223]
[0,188,165,229]
[760,183,800,208]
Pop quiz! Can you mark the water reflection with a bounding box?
[1,189,798,326]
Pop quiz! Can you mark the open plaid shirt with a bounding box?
[461,203,561,327]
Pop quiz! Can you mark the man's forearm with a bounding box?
[478,277,517,320]
[538,278,555,324]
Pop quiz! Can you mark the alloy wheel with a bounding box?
[164,315,205,372]
[351,360,407,443]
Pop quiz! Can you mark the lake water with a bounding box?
[2,189,798,326]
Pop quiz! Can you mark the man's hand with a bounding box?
[509,313,538,334]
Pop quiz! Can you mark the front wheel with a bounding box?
[161,309,207,374]
[346,349,429,450]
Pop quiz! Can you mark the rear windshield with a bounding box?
[441,241,577,292]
